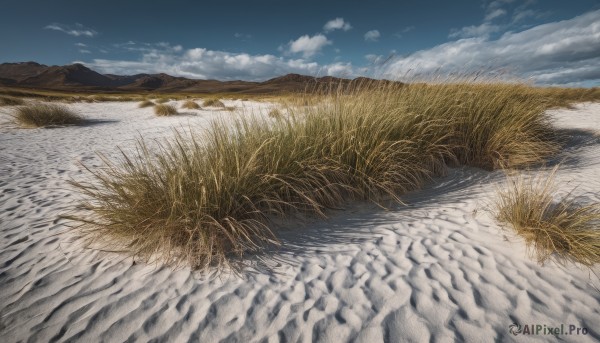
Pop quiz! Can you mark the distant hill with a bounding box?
[0,62,393,94]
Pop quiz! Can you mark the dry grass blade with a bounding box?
[495,168,600,266]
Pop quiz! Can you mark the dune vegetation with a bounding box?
[268,108,282,118]
[138,100,155,108]
[203,98,225,107]
[155,98,170,104]
[67,80,572,271]
[154,104,178,116]
[0,95,25,106]
[181,100,201,109]
[13,103,83,128]
[495,169,600,267]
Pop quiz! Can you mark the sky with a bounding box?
[1,0,599,86]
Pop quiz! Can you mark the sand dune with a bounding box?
[1,101,599,342]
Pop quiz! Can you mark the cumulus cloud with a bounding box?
[323,18,352,32]
[44,23,97,37]
[364,30,380,42]
[284,34,332,58]
[79,45,356,81]
[383,9,600,85]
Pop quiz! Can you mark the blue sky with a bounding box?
[1,0,599,85]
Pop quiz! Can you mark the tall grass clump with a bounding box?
[138,100,155,108]
[495,169,600,266]
[0,95,25,106]
[154,104,178,116]
[14,103,82,127]
[181,100,201,109]
[268,108,282,118]
[203,98,225,107]
[69,80,561,271]
[155,98,170,104]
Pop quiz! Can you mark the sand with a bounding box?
[0,100,599,342]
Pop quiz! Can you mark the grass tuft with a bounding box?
[13,103,82,127]
[154,104,178,116]
[203,98,225,107]
[138,100,155,108]
[268,109,282,118]
[495,169,600,267]
[181,100,201,109]
[155,98,170,104]
[69,81,563,271]
[0,95,25,106]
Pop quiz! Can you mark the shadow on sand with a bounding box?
[238,127,600,277]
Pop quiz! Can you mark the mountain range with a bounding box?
[0,62,384,94]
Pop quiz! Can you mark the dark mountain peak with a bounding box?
[64,63,91,71]
[0,61,45,67]
[265,73,317,84]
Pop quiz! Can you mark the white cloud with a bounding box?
[364,30,380,42]
[484,8,507,21]
[364,54,380,63]
[234,32,252,40]
[75,42,87,47]
[79,49,91,54]
[394,26,415,39]
[79,46,357,81]
[323,18,352,32]
[449,23,500,38]
[44,23,97,37]
[285,34,332,58]
[383,9,600,85]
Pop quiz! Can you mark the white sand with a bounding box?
[0,100,599,342]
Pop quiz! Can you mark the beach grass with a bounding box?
[181,100,201,109]
[0,95,25,106]
[154,104,178,116]
[68,81,566,271]
[203,98,225,107]
[268,109,282,118]
[138,100,155,108]
[13,103,82,128]
[495,169,600,266]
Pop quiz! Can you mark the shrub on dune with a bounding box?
[155,98,170,104]
[268,109,282,118]
[14,103,82,128]
[138,100,155,108]
[181,100,201,109]
[154,104,178,116]
[69,81,561,271]
[203,98,225,107]
[0,95,25,106]
[495,169,600,267]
